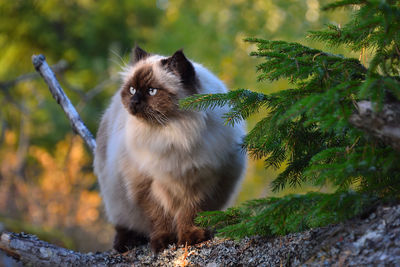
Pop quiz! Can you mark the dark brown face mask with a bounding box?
[121,47,198,125]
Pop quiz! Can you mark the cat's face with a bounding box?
[121,46,197,125]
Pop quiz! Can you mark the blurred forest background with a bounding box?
[0,0,351,252]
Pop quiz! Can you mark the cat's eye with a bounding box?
[148,88,158,96]
[129,86,136,95]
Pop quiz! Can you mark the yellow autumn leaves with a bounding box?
[0,131,112,250]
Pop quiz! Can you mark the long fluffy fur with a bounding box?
[93,51,247,250]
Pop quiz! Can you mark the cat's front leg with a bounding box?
[134,178,176,252]
[148,205,177,252]
[175,206,211,246]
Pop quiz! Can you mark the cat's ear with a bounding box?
[161,50,196,85]
[131,45,149,64]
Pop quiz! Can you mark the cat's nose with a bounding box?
[132,94,141,105]
[130,94,141,114]
[130,102,137,113]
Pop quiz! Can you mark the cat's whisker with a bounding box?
[148,112,165,126]
[155,115,166,126]
[157,112,168,122]
[144,110,168,126]
[147,114,157,125]
[156,112,169,126]
[109,49,128,69]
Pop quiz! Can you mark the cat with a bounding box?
[93,46,247,253]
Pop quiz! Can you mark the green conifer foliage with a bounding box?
[195,192,378,239]
[181,0,400,238]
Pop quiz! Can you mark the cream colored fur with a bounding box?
[93,54,247,235]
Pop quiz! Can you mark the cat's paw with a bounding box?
[178,227,211,246]
[113,227,149,253]
[150,231,177,253]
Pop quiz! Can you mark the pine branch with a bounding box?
[310,0,400,75]
[180,89,272,125]
[321,0,366,10]
[32,54,96,154]
[196,192,379,239]
[245,38,366,84]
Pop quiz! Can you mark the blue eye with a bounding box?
[149,88,158,96]
[129,86,136,95]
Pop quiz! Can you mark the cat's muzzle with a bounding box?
[130,95,141,114]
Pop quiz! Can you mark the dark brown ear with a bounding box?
[161,50,196,85]
[132,45,149,64]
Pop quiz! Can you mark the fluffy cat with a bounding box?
[93,46,247,253]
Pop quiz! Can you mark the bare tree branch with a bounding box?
[350,100,400,152]
[59,74,119,112]
[32,54,96,154]
[0,60,68,91]
[0,232,118,266]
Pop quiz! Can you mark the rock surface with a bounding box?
[1,204,400,266]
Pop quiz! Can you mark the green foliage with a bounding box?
[180,90,272,125]
[0,0,342,151]
[0,0,350,250]
[196,192,378,239]
[312,0,400,76]
[182,0,400,237]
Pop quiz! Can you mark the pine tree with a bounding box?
[181,0,400,238]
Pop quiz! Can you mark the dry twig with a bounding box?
[31,54,96,153]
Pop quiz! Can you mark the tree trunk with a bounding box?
[350,100,400,152]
